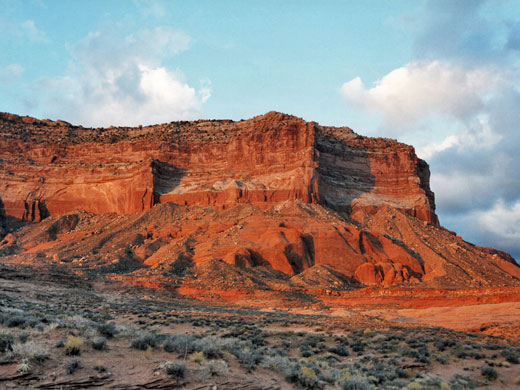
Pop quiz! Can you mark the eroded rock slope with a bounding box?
[0,111,518,289]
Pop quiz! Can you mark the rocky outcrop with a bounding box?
[1,111,518,289]
[0,111,436,224]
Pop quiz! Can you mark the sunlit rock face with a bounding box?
[2,111,518,289]
[0,111,436,224]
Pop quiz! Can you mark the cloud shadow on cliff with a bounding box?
[314,129,375,218]
[151,159,187,205]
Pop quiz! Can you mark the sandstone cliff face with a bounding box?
[0,111,517,289]
[0,111,436,224]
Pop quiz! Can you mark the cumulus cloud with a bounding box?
[341,0,520,259]
[341,61,499,132]
[38,26,209,127]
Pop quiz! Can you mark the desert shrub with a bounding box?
[326,354,341,363]
[163,334,195,354]
[12,341,49,362]
[341,378,371,390]
[190,351,204,363]
[469,351,485,360]
[62,315,96,332]
[456,349,468,359]
[94,361,106,372]
[262,355,299,381]
[501,349,519,364]
[18,332,30,344]
[18,357,31,373]
[269,347,288,357]
[351,342,365,353]
[416,376,447,389]
[193,336,226,359]
[448,374,475,390]
[131,332,158,351]
[396,367,409,378]
[24,316,40,328]
[97,322,117,338]
[484,343,502,350]
[66,358,82,374]
[388,379,409,388]
[64,335,83,356]
[300,365,322,389]
[6,315,26,328]
[303,335,319,348]
[162,361,186,378]
[0,330,14,352]
[365,363,393,384]
[92,336,107,351]
[434,354,448,364]
[284,363,301,384]
[481,365,498,381]
[195,359,229,381]
[262,355,324,389]
[200,342,221,359]
[55,339,65,348]
[231,347,263,371]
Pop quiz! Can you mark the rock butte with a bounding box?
[0,111,519,290]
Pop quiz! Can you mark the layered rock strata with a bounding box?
[1,111,518,289]
[0,111,436,224]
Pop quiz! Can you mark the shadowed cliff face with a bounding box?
[2,111,517,288]
[314,129,375,216]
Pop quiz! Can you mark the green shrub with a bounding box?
[7,315,26,328]
[18,332,30,344]
[481,365,498,381]
[501,349,519,364]
[341,378,371,390]
[163,361,186,378]
[329,345,350,357]
[163,334,195,354]
[300,366,321,389]
[12,341,49,362]
[131,333,158,350]
[66,358,82,374]
[0,330,14,352]
[97,322,117,338]
[92,337,107,351]
[230,348,263,372]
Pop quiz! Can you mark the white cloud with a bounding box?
[340,1,520,259]
[443,199,520,258]
[476,199,520,242]
[19,20,48,42]
[341,60,500,131]
[0,64,23,84]
[0,19,48,43]
[38,26,210,127]
[417,116,501,159]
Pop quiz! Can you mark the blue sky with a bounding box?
[1,0,520,260]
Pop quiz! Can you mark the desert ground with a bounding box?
[1,263,519,390]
